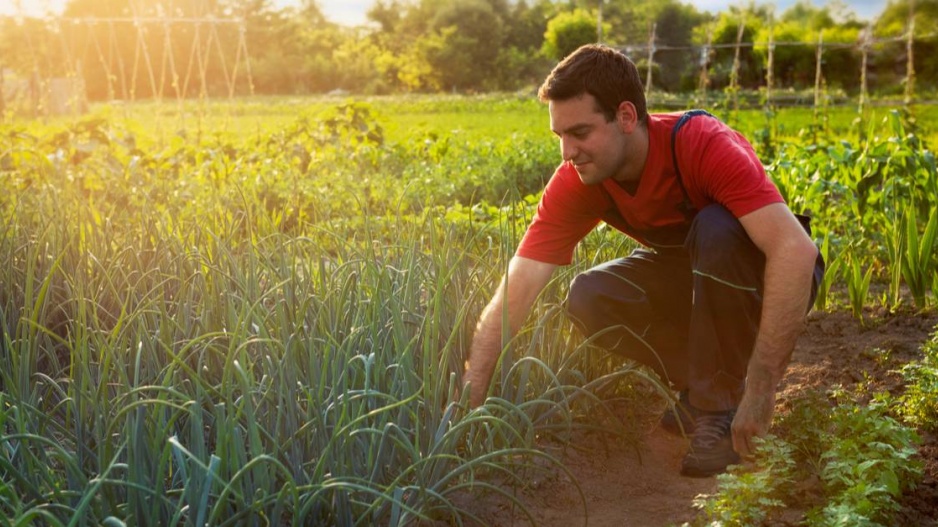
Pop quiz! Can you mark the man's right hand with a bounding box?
[463,256,557,407]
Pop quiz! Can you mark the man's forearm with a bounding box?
[464,301,506,407]
[747,243,817,391]
[734,205,820,456]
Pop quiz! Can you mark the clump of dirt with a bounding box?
[463,308,938,526]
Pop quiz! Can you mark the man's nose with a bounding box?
[560,137,577,161]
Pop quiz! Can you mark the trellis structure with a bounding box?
[620,5,934,116]
[2,1,254,115]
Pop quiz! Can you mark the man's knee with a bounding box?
[564,271,602,327]
[565,266,648,334]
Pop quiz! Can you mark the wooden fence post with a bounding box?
[813,30,824,141]
[645,22,656,97]
[597,0,604,43]
[904,1,916,109]
[766,22,774,110]
[859,25,871,117]
[697,25,712,106]
[728,20,745,120]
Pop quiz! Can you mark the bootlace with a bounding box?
[691,411,734,450]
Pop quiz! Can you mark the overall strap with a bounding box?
[670,109,715,219]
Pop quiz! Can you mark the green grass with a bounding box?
[53,93,938,150]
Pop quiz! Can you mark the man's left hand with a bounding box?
[731,389,776,458]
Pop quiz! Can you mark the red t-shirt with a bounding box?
[516,112,784,265]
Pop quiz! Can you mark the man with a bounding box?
[462,44,824,477]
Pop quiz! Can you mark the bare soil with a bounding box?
[462,308,938,526]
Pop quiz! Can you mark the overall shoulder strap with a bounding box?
[670,109,714,219]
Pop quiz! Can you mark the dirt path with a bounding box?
[463,308,938,526]
[521,428,718,526]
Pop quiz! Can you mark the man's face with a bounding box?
[548,93,637,186]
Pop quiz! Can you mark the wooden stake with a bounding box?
[645,22,656,97]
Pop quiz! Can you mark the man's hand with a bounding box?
[731,386,776,458]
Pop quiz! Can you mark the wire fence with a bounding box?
[624,25,938,111]
[2,9,937,117]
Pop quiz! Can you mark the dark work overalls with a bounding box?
[564,111,826,412]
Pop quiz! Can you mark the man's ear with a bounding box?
[617,101,638,133]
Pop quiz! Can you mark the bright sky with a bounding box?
[301,0,890,26]
[0,0,889,24]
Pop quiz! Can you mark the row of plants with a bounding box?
[768,110,938,314]
[696,326,938,526]
[0,98,936,524]
[0,102,644,523]
[0,194,630,524]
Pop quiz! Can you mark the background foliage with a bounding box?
[1,0,936,100]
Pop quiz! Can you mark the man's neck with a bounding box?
[613,122,649,186]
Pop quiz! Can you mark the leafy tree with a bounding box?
[779,0,835,30]
[367,0,403,34]
[504,0,556,53]
[746,2,865,94]
[650,1,708,92]
[759,21,818,90]
[428,0,505,91]
[542,8,603,61]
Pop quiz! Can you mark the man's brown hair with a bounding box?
[537,44,647,124]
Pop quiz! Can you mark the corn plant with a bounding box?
[899,205,938,309]
[814,234,842,312]
[846,255,874,321]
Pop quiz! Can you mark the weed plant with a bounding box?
[897,328,938,431]
[695,389,923,527]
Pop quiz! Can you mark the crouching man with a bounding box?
[462,44,824,477]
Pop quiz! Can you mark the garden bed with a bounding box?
[461,308,938,526]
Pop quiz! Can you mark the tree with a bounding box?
[428,0,505,91]
[705,7,765,90]
[650,1,708,92]
[542,8,604,61]
[367,0,403,34]
[503,0,556,53]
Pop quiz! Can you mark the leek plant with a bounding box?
[1,199,611,524]
[0,112,651,525]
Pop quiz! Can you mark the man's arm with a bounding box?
[733,202,819,456]
[463,256,558,407]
